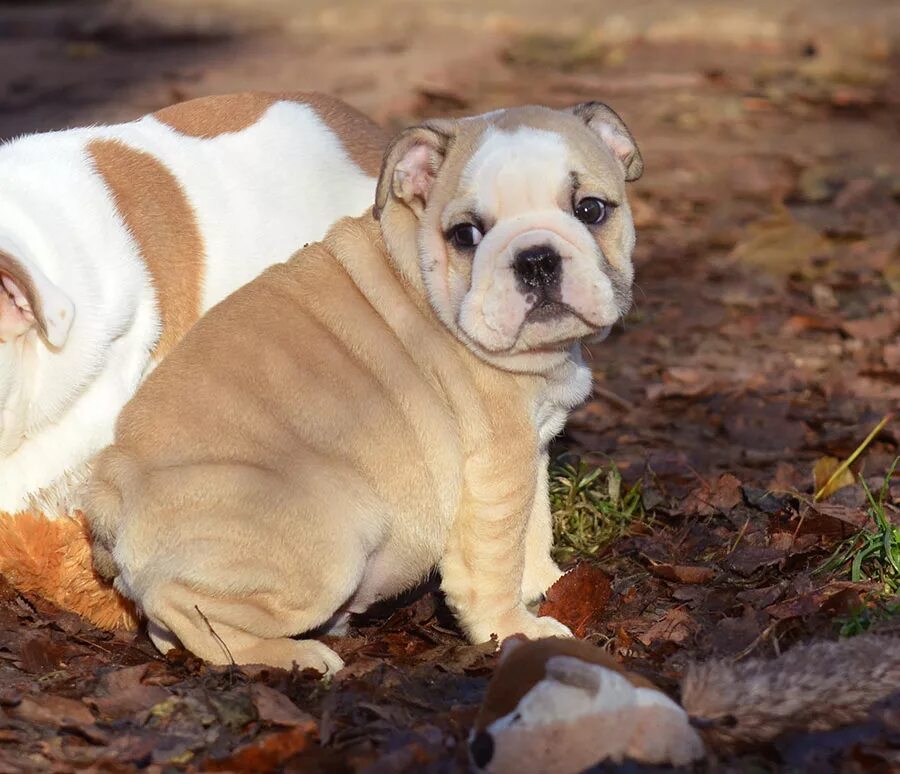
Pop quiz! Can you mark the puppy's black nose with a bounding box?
[469,731,495,768]
[514,245,561,289]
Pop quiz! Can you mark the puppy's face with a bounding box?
[375,103,642,363]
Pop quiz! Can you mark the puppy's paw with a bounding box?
[247,638,345,675]
[295,640,345,676]
[512,614,573,642]
[521,559,564,605]
[476,607,573,645]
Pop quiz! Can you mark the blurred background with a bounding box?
[1,0,897,488]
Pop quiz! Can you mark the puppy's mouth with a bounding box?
[524,291,602,331]
[525,296,568,323]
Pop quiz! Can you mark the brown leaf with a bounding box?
[647,367,718,400]
[538,563,612,638]
[649,564,716,584]
[765,581,880,620]
[781,313,842,335]
[17,635,68,673]
[736,582,788,609]
[729,207,833,276]
[97,663,150,694]
[842,314,899,341]
[724,546,785,577]
[806,502,871,530]
[637,607,694,646]
[884,343,900,370]
[12,695,95,727]
[250,684,315,728]
[86,663,170,718]
[707,607,768,657]
[205,725,317,772]
[683,473,744,516]
[710,474,743,511]
[90,684,169,718]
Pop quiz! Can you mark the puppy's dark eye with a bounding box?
[449,223,483,249]
[574,197,607,225]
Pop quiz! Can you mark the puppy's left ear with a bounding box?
[0,251,74,349]
[374,119,456,220]
[569,102,643,182]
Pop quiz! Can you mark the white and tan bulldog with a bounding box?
[86,101,643,671]
[0,92,386,627]
[0,91,385,512]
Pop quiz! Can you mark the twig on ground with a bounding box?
[592,385,636,412]
[195,605,235,669]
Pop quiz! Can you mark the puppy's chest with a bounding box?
[531,361,593,450]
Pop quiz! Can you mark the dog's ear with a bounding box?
[0,251,74,348]
[569,102,643,182]
[374,120,456,219]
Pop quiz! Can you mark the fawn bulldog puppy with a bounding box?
[86,101,643,672]
[0,91,385,629]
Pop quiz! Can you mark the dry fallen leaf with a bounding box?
[539,563,612,638]
[250,684,316,728]
[729,207,833,275]
[650,564,716,584]
[842,314,899,341]
[205,725,318,772]
[683,473,744,516]
[813,456,856,500]
[638,607,695,647]
[12,694,95,727]
[805,502,871,530]
[764,581,880,621]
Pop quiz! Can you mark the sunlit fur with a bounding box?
[83,103,640,671]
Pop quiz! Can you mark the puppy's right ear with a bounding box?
[374,121,455,220]
[569,101,643,182]
[0,251,74,349]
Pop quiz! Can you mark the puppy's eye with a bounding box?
[574,197,607,225]
[449,223,483,249]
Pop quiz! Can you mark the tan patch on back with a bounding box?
[89,139,203,359]
[154,91,388,176]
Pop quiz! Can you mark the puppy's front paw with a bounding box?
[477,607,573,645]
[513,614,573,642]
[521,559,564,605]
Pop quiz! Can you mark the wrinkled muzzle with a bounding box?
[457,213,624,353]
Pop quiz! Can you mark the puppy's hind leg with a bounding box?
[142,581,345,675]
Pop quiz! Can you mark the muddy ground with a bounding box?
[0,1,899,771]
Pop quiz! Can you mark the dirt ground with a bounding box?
[1,0,899,771]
